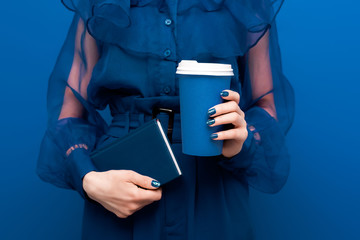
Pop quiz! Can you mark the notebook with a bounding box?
[90,119,182,186]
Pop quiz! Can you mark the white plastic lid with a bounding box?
[176,60,234,76]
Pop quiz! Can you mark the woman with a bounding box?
[37,0,294,239]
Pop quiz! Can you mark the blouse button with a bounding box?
[163,86,171,94]
[165,19,172,26]
[164,49,171,57]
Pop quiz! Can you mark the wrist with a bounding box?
[83,171,98,200]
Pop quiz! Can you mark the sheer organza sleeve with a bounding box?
[218,23,295,194]
[36,14,107,198]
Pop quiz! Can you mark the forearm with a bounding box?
[37,15,101,199]
[248,30,277,119]
[217,30,290,193]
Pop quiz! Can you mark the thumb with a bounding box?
[127,170,161,190]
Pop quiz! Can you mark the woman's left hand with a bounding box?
[207,90,248,158]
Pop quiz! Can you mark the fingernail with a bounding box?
[208,108,216,116]
[206,119,215,126]
[210,133,218,139]
[220,91,229,97]
[151,180,161,188]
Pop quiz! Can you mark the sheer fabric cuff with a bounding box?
[217,128,257,182]
[66,148,97,199]
[217,107,290,194]
[37,117,98,199]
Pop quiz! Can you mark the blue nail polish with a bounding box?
[210,133,218,139]
[208,108,216,116]
[151,180,161,188]
[206,119,215,125]
[220,91,229,97]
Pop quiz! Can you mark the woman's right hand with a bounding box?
[83,170,162,218]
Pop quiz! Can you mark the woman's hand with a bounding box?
[207,90,248,158]
[83,170,162,218]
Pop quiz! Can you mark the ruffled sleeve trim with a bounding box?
[61,0,131,41]
[176,0,284,59]
[59,0,284,59]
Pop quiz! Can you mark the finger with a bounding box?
[136,187,162,203]
[207,112,246,128]
[208,101,244,118]
[220,90,240,104]
[211,128,248,142]
[126,170,161,190]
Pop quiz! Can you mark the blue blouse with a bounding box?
[37,0,295,239]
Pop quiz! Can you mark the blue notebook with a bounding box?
[90,119,182,186]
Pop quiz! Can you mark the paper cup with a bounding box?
[176,60,233,156]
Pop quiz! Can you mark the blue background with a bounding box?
[0,0,359,239]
